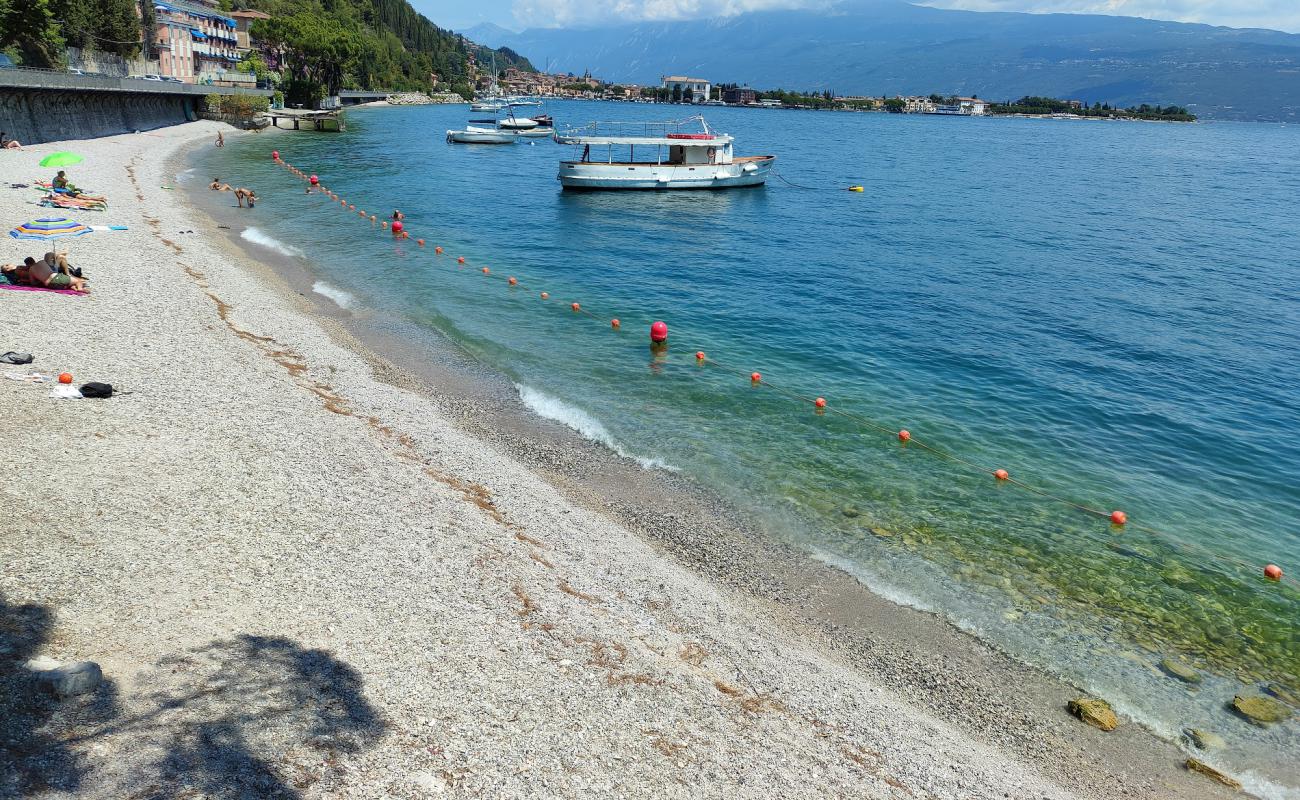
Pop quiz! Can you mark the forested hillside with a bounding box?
[242,0,532,102]
[0,0,146,68]
[0,0,531,104]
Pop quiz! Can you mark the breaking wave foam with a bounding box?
[241,227,303,257]
[312,281,356,310]
[515,384,678,472]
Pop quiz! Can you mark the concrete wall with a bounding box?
[0,72,272,145]
[65,47,155,79]
[0,88,195,145]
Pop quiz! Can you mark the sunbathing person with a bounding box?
[50,170,106,202]
[210,177,232,191]
[26,254,87,292]
[233,187,258,208]
[0,132,21,150]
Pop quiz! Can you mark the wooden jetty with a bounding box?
[266,108,345,132]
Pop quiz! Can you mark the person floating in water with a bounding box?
[210,177,232,191]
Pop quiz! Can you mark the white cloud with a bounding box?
[512,0,822,27]
[915,0,1300,32]
[511,0,1300,31]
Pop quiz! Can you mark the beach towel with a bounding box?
[0,284,85,296]
[40,195,107,211]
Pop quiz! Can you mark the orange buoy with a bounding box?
[814,397,827,409]
[898,429,911,442]
[610,318,620,328]
[508,276,518,286]
[481,267,490,275]
[540,292,549,300]
[994,469,1009,481]
[370,215,377,223]
[349,204,355,210]
[57,372,73,384]
[1109,510,1128,526]
[382,220,389,229]
[435,246,443,254]
[457,256,465,264]
[695,351,705,361]
[417,239,425,246]
[1264,564,1283,581]
[650,320,668,343]
[751,372,761,383]
[571,302,581,311]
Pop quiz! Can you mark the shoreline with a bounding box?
[0,122,1246,798]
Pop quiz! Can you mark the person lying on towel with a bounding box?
[25,254,88,292]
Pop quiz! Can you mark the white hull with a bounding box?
[446,128,516,144]
[558,157,774,190]
[470,102,503,112]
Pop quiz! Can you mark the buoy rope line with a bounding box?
[272,157,1297,591]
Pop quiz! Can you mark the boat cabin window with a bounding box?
[576,141,730,166]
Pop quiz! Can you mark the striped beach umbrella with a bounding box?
[8,217,93,241]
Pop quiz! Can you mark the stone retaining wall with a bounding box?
[0,88,196,145]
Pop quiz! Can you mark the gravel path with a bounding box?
[0,123,1239,799]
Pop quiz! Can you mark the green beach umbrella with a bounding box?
[39,152,84,168]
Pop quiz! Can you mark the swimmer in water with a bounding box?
[210,177,232,191]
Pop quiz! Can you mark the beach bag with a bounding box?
[79,382,113,398]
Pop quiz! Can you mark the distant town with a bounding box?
[485,67,1196,122]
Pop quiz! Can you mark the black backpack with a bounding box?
[80,382,113,398]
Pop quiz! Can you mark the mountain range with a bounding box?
[461,1,1300,121]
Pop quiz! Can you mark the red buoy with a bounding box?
[610,318,619,328]
[482,267,490,274]
[508,277,518,286]
[457,256,465,264]
[751,372,761,383]
[309,175,319,185]
[435,246,443,254]
[272,150,279,160]
[994,469,1009,481]
[571,302,580,311]
[1264,564,1283,581]
[814,397,827,409]
[695,351,705,361]
[1110,510,1127,526]
[898,430,911,442]
[650,320,668,342]
[417,239,424,246]
[540,292,549,300]
[391,221,403,233]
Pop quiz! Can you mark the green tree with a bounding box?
[1,0,64,67]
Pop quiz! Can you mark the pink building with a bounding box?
[151,0,240,83]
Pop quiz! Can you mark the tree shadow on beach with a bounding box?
[0,595,121,797]
[2,612,384,799]
[114,634,386,799]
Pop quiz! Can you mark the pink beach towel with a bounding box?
[0,284,85,296]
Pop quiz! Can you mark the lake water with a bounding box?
[192,101,1299,794]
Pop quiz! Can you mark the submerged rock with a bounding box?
[1231,694,1291,726]
[1183,728,1225,750]
[1067,697,1118,731]
[1263,683,1299,707]
[1160,658,1202,684]
[1184,758,1241,789]
[840,504,860,518]
[869,527,893,538]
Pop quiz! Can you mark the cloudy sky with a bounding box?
[417,0,1300,33]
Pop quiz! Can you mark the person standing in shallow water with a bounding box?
[216,131,224,147]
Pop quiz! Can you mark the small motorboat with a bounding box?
[446,125,517,144]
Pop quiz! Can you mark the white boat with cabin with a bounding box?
[553,116,774,190]
[446,125,516,144]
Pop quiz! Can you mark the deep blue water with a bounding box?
[193,102,1300,791]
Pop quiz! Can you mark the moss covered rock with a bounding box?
[1067,697,1118,731]
[1231,694,1291,726]
[1159,658,1202,684]
[1184,758,1241,789]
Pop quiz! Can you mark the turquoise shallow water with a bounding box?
[193,102,1299,790]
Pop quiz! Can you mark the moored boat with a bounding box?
[446,125,517,144]
[553,116,774,190]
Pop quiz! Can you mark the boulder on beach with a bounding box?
[1067,697,1118,731]
[1184,758,1242,789]
[1159,658,1202,684]
[33,660,103,697]
[1231,694,1291,726]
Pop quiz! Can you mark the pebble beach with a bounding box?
[0,122,1249,798]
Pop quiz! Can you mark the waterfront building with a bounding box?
[955,97,987,115]
[150,0,240,83]
[722,86,757,105]
[661,75,712,103]
[231,10,271,54]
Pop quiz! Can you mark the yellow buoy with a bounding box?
[848,186,864,192]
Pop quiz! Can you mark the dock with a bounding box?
[266,108,345,132]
